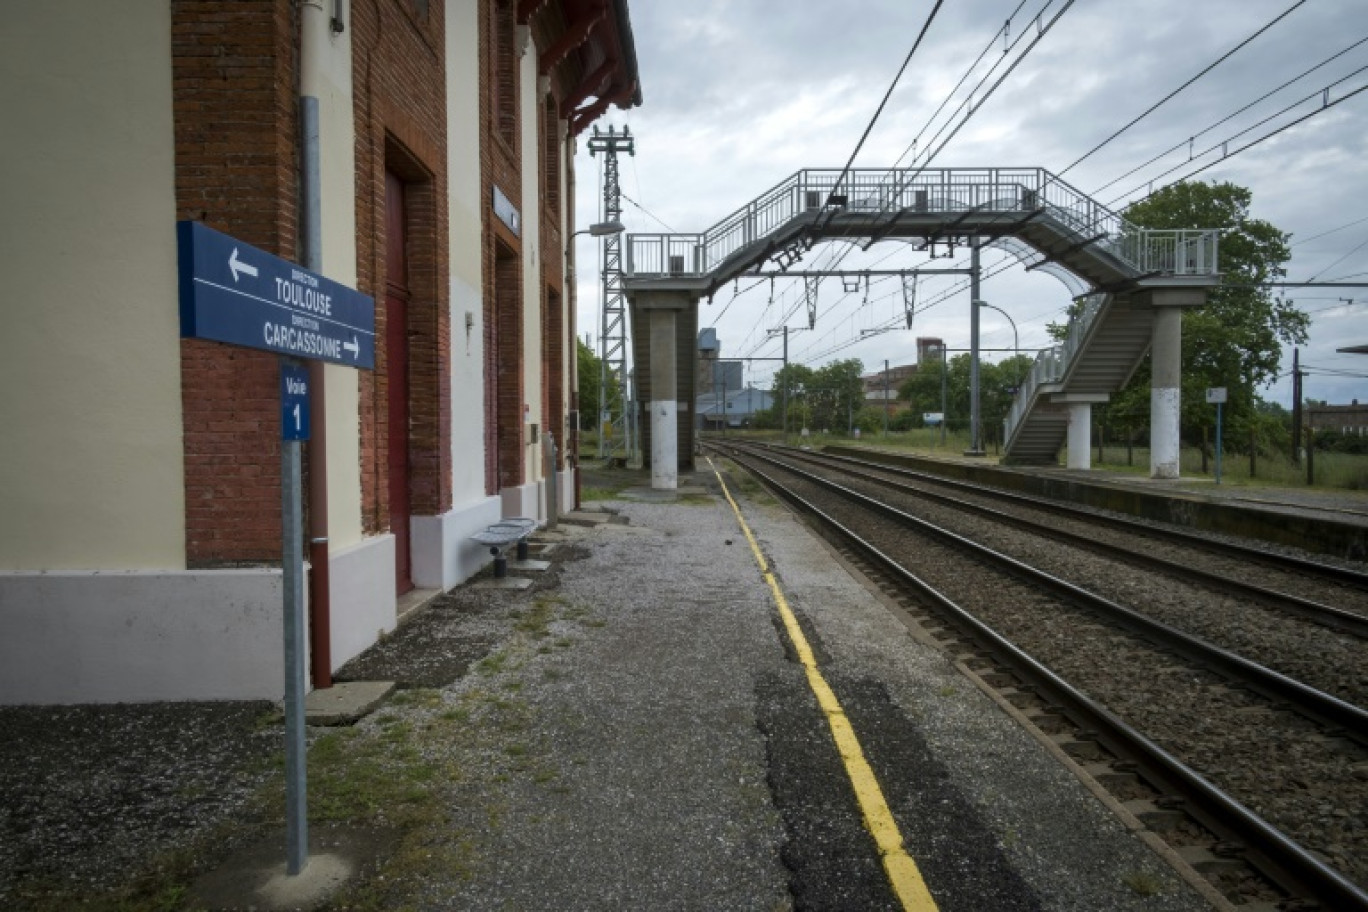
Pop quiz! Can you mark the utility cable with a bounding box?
[1091,34,1368,197]
[620,190,678,233]
[908,0,1075,178]
[1108,77,1368,208]
[1059,0,1308,177]
[890,0,1032,170]
[1307,231,1368,283]
[814,0,1074,280]
[818,0,945,226]
[1294,215,1368,248]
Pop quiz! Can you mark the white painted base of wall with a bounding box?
[328,535,396,671]
[0,533,412,705]
[500,481,542,524]
[1151,386,1181,479]
[410,495,503,591]
[558,468,575,513]
[1066,403,1091,470]
[651,400,679,490]
[0,568,287,705]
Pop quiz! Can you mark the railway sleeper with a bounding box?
[1050,732,1105,762]
[1122,798,1187,831]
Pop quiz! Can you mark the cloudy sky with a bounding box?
[572,0,1368,407]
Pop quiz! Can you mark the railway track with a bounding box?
[707,441,1368,912]
[732,445,1368,713]
[788,444,1368,612]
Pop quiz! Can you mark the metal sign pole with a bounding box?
[1206,386,1227,486]
[280,358,310,874]
[179,221,372,879]
[1215,401,1223,485]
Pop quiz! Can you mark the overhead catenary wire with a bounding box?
[900,0,1076,178]
[1294,215,1368,248]
[889,0,1033,170]
[812,0,1075,279]
[1058,0,1309,177]
[1091,34,1368,197]
[818,0,945,225]
[620,190,678,233]
[1306,231,1368,283]
[1107,77,1368,208]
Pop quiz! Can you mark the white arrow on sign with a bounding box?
[343,336,359,359]
[228,248,259,283]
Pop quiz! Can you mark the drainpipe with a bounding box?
[301,0,332,688]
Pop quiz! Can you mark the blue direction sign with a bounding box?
[178,221,375,369]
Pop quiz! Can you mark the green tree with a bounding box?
[899,353,1034,432]
[1111,181,1308,448]
[772,363,815,432]
[576,339,620,430]
[810,359,866,432]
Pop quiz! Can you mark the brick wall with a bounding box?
[352,0,451,531]
[173,0,298,566]
[538,89,566,469]
[481,0,525,494]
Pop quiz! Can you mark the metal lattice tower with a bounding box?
[587,125,634,460]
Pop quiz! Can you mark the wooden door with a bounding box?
[385,170,413,595]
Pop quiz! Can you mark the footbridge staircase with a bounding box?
[622,167,1219,465]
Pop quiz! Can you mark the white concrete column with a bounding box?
[1067,402,1091,470]
[1151,305,1183,478]
[649,309,678,490]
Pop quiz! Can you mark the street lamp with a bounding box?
[976,300,1020,367]
[571,220,625,240]
[975,299,1021,451]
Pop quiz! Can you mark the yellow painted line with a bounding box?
[709,458,939,912]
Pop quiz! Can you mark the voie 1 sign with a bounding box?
[178,221,375,369]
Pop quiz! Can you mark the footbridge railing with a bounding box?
[625,167,1218,283]
[1002,292,1109,444]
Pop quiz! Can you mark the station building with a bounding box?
[0,0,640,704]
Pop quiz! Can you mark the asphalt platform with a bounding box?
[306,458,1228,911]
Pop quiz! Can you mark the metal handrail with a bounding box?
[626,167,1218,282]
[1002,292,1110,446]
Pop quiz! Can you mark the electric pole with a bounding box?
[587,125,634,461]
[1291,346,1303,464]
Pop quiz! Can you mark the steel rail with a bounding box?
[818,445,1368,590]
[723,444,1368,741]
[758,443,1368,639]
[720,446,1368,911]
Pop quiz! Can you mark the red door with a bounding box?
[385,171,413,595]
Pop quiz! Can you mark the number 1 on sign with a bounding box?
[280,362,310,441]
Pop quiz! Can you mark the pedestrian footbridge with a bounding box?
[621,167,1220,486]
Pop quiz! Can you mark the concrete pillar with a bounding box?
[1151,305,1183,478]
[1067,402,1091,470]
[649,308,678,490]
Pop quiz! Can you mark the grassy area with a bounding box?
[1087,444,1368,491]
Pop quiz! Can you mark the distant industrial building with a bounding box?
[698,387,774,429]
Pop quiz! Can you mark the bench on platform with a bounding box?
[470,518,539,578]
